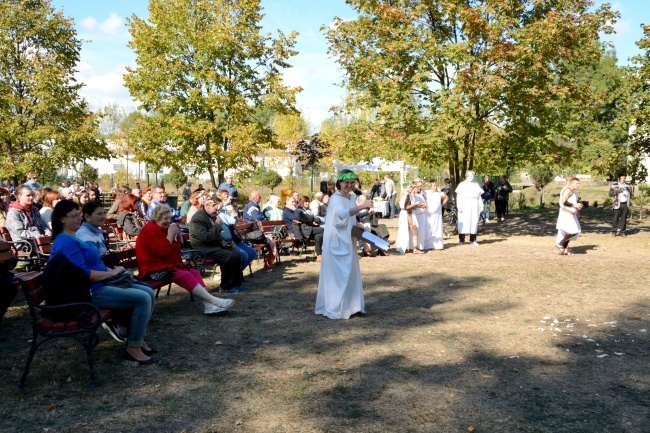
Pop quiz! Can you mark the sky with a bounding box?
[51,0,649,130]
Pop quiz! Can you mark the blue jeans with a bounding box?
[92,283,155,348]
[234,242,256,271]
[482,199,492,220]
[389,194,397,219]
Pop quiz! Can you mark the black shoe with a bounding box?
[102,321,127,343]
[123,350,158,365]
[142,347,158,356]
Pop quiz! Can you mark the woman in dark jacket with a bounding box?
[494,176,513,222]
[116,193,143,238]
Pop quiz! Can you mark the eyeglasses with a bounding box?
[67,213,82,219]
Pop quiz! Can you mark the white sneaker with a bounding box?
[470,242,479,246]
[204,299,234,315]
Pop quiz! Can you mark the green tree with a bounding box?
[293,133,331,195]
[527,165,555,208]
[99,103,143,186]
[78,164,99,185]
[325,0,617,190]
[162,168,188,196]
[124,0,301,188]
[627,24,650,184]
[0,0,109,185]
[252,168,283,192]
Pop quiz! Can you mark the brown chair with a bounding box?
[15,272,112,388]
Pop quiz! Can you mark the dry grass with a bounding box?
[0,207,648,433]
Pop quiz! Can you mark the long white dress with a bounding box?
[556,187,581,237]
[423,190,444,250]
[456,181,484,234]
[315,192,364,319]
[395,193,413,254]
[411,193,427,250]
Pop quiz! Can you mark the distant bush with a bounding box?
[580,200,589,208]
[593,201,598,208]
[517,193,527,209]
[603,197,612,208]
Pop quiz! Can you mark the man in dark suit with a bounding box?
[189,193,246,293]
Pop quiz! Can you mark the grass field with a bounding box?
[0,207,648,433]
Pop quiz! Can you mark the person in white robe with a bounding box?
[423,180,448,250]
[455,171,484,246]
[410,185,428,251]
[395,186,413,254]
[315,170,373,319]
[555,177,582,255]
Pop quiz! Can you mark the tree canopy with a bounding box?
[325,0,618,186]
[627,25,650,182]
[124,0,301,187]
[0,0,108,184]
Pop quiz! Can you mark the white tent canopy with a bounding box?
[332,158,419,190]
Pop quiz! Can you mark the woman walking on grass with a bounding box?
[315,170,372,320]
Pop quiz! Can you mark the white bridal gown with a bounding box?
[455,180,484,234]
[395,193,413,254]
[315,192,364,319]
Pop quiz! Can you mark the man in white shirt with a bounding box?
[384,174,396,219]
[455,171,483,246]
[309,192,325,224]
[609,174,633,237]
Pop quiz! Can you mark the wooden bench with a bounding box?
[235,222,268,273]
[0,227,37,269]
[114,249,184,300]
[258,220,303,258]
[34,236,52,261]
[15,272,111,388]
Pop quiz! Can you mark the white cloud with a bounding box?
[75,64,137,111]
[79,13,125,37]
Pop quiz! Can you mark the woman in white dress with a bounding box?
[555,177,583,255]
[395,185,414,254]
[410,185,428,251]
[315,170,373,319]
[423,180,448,250]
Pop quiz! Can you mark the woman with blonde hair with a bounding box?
[186,189,205,223]
[262,195,282,220]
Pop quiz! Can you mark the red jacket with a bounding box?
[135,221,182,276]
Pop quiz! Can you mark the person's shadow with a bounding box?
[568,244,597,254]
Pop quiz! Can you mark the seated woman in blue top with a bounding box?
[50,200,157,365]
[219,203,256,271]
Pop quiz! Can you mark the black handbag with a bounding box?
[105,270,135,288]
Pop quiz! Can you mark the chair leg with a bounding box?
[155,288,160,299]
[83,334,100,388]
[19,331,39,388]
[166,283,172,297]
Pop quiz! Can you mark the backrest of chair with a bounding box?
[235,222,254,236]
[104,218,117,225]
[116,248,138,270]
[0,227,12,242]
[35,236,53,255]
[16,272,45,306]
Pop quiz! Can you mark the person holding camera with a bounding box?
[609,174,633,237]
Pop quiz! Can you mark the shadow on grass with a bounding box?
[1,254,647,432]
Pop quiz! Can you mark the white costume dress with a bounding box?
[456,180,484,234]
[556,187,581,238]
[411,193,427,250]
[423,190,444,250]
[395,193,413,254]
[315,192,364,319]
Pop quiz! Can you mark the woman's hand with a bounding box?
[111,266,125,276]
